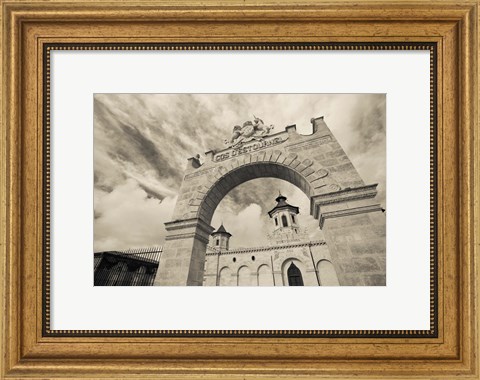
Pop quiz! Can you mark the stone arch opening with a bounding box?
[316,259,340,286]
[211,177,314,250]
[218,266,233,286]
[287,262,304,286]
[197,161,315,225]
[257,264,273,286]
[237,265,252,286]
[281,258,307,286]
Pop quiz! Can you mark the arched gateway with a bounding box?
[154,117,386,286]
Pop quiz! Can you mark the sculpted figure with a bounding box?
[253,115,274,136]
[225,125,243,145]
[225,115,275,147]
[241,120,257,139]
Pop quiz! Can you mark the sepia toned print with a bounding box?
[93,94,386,286]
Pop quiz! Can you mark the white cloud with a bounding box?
[94,179,176,251]
[212,203,268,248]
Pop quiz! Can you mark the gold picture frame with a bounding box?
[1,0,478,378]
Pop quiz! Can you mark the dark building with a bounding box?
[94,247,162,286]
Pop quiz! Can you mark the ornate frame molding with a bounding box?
[1,1,478,378]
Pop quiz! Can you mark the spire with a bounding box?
[268,194,299,218]
[211,223,232,237]
[274,192,288,206]
[211,223,231,251]
[216,224,227,234]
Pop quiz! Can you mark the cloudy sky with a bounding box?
[94,94,386,252]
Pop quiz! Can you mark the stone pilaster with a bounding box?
[311,185,386,286]
[154,218,214,286]
[272,270,284,286]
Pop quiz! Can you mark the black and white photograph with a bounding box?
[93,94,386,287]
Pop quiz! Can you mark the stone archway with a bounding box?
[154,117,386,286]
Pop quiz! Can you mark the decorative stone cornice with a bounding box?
[319,204,383,229]
[166,231,211,245]
[164,218,215,244]
[311,184,378,219]
[165,217,214,233]
[206,240,326,256]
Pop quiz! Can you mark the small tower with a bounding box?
[268,193,300,232]
[267,193,305,244]
[211,223,232,251]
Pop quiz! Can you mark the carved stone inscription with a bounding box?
[214,135,288,162]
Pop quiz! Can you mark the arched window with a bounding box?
[281,215,288,227]
[274,217,278,226]
[219,267,233,286]
[287,263,304,286]
[238,266,252,286]
[257,264,274,286]
[291,214,296,224]
[317,260,340,286]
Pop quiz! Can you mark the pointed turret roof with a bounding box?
[268,193,299,217]
[211,223,232,237]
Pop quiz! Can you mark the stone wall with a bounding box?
[312,187,386,286]
[203,241,336,286]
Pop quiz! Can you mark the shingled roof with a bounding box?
[268,193,299,217]
[211,223,232,237]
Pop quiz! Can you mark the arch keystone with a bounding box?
[263,150,273,162]
[257,151,267,161]
[251,153,260,163]
[271,150,282,162]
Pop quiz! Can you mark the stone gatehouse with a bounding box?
[154,116,386,286]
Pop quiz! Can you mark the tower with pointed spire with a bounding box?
[267,193,306,244]
[211,223,231,251]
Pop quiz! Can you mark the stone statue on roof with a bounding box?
[225,115,274,147]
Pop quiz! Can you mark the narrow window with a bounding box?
[291,214,296,224]
[216,239,220,246]
[274,217,278,226]
[281,215,288,227]
[287,263,304,286]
